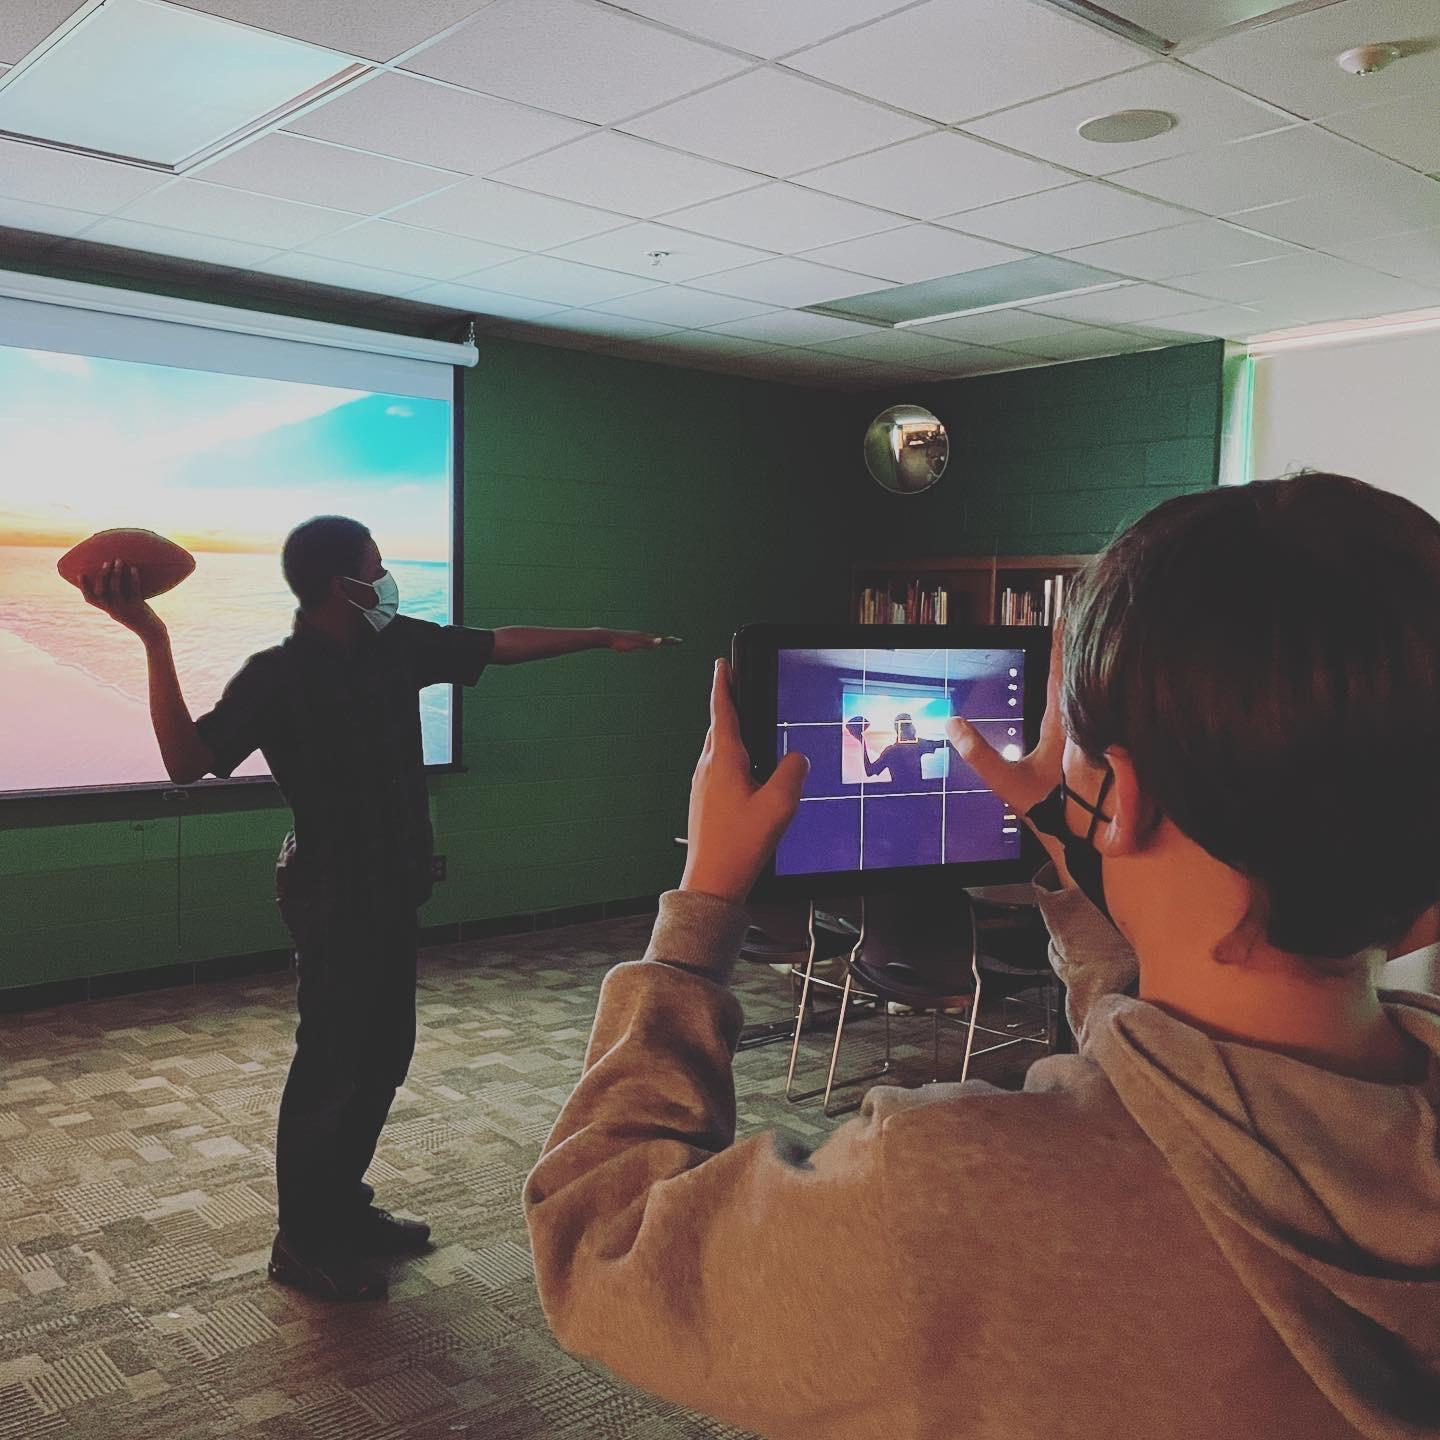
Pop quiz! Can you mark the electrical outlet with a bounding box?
[430,854,447,882]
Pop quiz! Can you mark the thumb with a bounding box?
[760,751,809,826]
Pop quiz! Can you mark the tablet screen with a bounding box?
[774,645,1026,877]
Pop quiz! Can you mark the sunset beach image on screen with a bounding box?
[0,343,454,794]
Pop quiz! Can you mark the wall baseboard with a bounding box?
[0,894,660,1014]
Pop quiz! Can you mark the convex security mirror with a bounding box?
[864,404,948,495]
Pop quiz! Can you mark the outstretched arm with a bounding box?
[491,626,676,664]
[83,562,215,784]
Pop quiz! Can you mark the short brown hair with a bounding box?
[1062,473,1440,960]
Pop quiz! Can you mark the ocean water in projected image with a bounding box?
[0,345,454,793]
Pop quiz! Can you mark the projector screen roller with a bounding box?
[0,334,458,796]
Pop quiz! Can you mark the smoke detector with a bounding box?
[1335,43,1403,76]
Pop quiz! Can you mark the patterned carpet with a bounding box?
[0,914,1048,1440]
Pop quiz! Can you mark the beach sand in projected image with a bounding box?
[0,546,451,793]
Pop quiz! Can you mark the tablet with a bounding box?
[732,624,1052,895]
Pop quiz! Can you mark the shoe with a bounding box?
[357,1180,375,1206]
[267,1231,386,1301]
[347,1207,432,1256]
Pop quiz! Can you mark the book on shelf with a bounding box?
[857,582,950,626]
[999,570,1068,627]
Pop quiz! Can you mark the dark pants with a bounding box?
[274,883,418,1247]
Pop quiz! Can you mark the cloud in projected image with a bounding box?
[0,346,450,559]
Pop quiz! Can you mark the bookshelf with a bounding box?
[853,553,1090,627]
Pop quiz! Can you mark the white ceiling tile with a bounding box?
[0,3,81,64]
[546,223,770,281]
[1024,281,1219,325]
[1111,125,1386,214]
[810,328,978,367]
[505,308,683,341]
[195,132,460,213]
[298,219,522,278]
[1228,175,1440,251]
[171,0,494,62]
[1168,254,1440,318]
[285,71,594,176]
[1334,226,1440,288]
[911,309,1110,346]
[403,0,747,124]
[115,179,356,247]
[82,217,277,267]
[897,341,1030,376]
[799,224,1025,283]
[806,228,1030,287]
[988,323,1162,361]
[604,330,785,362]
[693,256,891,306]
[1320,94,1440,175]
[620,69,930,178]
[478,316,608,350]
[405,281,565,318]
[1062,217,1300,279]
[0,194,101,239]
[799,132,1071,220]
[458,254,657,305]
[584,286,777,326]
[390,179,628,248]
[944,182,1190,251]
[707,311,882,345]
[961,62,1293,177]
[788,0,1145,124]
[1184,0,1440,120]
[252,252,432,296]
[609,0,914,60]
[491,132,759,217]
[661,182,901,251]
[0,137,164,212]
[1134,304,1267,338]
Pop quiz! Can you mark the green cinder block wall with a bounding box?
[0,334,843,988]
[0,293,1225,989]
[835,340,1225,561]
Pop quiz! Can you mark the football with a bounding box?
[57,528,196,600]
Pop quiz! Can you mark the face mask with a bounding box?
[1027,769,1116,924]
[343,569,399,632]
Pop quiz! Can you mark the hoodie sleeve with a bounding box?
[523,890,914,1436]
[1032,861,1139,1045]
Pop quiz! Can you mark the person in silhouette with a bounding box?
[847,712,948,786]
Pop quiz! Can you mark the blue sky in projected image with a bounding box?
[0,345,451,560]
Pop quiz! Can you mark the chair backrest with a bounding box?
[856,887,977,975]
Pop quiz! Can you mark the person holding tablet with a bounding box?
[525,473,1440,1440]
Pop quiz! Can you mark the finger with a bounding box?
[759,751,809,829]
[708,659,741,752]
[947,716,1013,795]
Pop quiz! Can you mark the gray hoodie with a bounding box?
[524,877,1440,1439]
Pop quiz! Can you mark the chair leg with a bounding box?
[821,972,855,1117]
[932,1009,941,1083]
[784,949,819,1101]
[959,968,983,1084]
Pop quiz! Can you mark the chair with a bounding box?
[788,887,1059,1116]
[736,903,862,1052]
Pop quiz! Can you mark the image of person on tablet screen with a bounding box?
[846,710,949,786]
[81,514,677,1303]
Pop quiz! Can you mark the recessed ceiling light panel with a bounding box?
[1077,108,1176,143]
[0,0,367,171]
